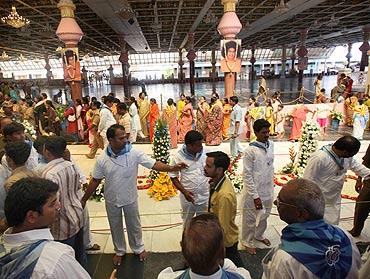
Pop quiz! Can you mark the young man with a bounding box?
[81,124,187,266]
[262,179,360,279]
[242,119,274,255]
[229,96,244,157]
[98,95,116,148]
[170,130,209,225]
[0,177,90,278]
[303,135,370,225]
[116,102,131,140]
[204,151,244,267]
[41,136,86,268]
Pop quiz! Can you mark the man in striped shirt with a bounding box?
[41,136,86,269]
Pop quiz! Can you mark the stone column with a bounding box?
[178,49,184,82]
[297,29,308,90]
[44,54,53,85]
[186,33,196,97]
[55,0,84,101]
[217,0,242,98]
[359,26,370,71]
[346,43,352,68]
[281,45,286,78]
[119,40,130,99]
[250,45,256,80]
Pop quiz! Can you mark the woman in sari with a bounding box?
[163,98,178,149]
[265,99,275,135]
[64,100,78,142]
[314,73,323,99]
[178,96,194,143]
[345,93,358,127]
[44,100,61,135]
[149,98,160,142]
[138,92,150,137]
[352,100,368,140]
[196,96,209,137]
[222,97,232,140]
[205,97,223,146]
[177,94,186,120]
[289,100,311,141]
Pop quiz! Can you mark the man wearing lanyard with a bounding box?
[81,124,187,266]
[304,135,370,225]
[242,119,274,255]
[229,96,244,157]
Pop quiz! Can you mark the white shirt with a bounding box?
[98,104,116,135]
[243,140,274,200]
[169,148,209,205]
[1,228,90,279]
[303,147,370,225]
[229,104,244,135]
[262,231,361,279]
[129,104,141,131]
[93,147,156,207]
[158,258,251,279]
[316,104,330,119]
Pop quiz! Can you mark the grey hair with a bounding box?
[286,178,325,219]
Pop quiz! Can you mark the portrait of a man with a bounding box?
[62,48,81,82]
[220,39,242,73]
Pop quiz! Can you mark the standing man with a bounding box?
[229,96,244,157]
[98,95,116,148]
[303,136,370,225]
[170,130,209,225]
[81,124,186,266]
[41,136,86,268]
[242,119,274,255]
[204,151,244,267]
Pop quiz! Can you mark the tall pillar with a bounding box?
[217,0,242,98]
[81,66,88,85]
[290,45,296,73]
[346,43,352,68]
[119,39,130,99]
[359,26,370,71]
[186,33,196,97]
[250,45,256,80]
[297,29,308,90]
[211,48,217,93]
[178,49,184,82]
[56,0,83,101]
[44,54,53,85]
[281,45,286,78]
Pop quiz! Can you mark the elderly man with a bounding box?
[303,136,370,225]
[262,178,361,279]
[158,213,250,279]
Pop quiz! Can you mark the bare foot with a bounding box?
[113,254,123,266]
[245,246,257,255]
[137,250,148,262]
[256,238,271,246]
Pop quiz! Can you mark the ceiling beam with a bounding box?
[153,1,161,49]
[168,0,184,51]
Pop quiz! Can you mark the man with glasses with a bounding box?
[262,178,360,279]
[81,124,187,266]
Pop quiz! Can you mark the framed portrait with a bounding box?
[62,47,81,82]
[220,39,242,73]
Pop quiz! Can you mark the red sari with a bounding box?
[149,103,160,142]
[205,104,223,146]
[163,105,178,149]
[289,105,309,140]
[178,103,193,143]
[64,106,78,135]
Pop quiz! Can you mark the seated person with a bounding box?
[262,178,361,279]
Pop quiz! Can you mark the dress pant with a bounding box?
[230,134,243,157]
[105,200,144,256]
[226,241,245,268]
[180,195,208,225]
[83,207,93,249]
[241,194,272,248]
[87,134,103,157]
[59,228,87,269]
[351,183,370,236]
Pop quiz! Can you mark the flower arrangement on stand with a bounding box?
[226,153,243,193]
[281,146,297,174]
[148,117,177,201]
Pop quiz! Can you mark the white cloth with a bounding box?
[158,258,251,279]
[303,148,370,225]
[0,165,7,219]
[262,231,361,279]
[316,104,330,119]
[98,104,116,137]
[229,104,244,135]
[129,104,141,132]
[1,228,90,279]
[353,117,365,140]
[92,147,156,207]
[1,145,38,177]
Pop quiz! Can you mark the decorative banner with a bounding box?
[62,47,81,82]
[220,39,242,73]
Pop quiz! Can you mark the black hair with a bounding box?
[333,136,361,154]
[206,151,230,172]
[82,96,89,105]
[221,40,241,58]
[2,122,24,137]
[185,130,203,145]
[253,119,271,133]
[223,98,229,104]
[41,93,48,100]
[104,95,115,105]
[5,177,59,227]
[44,136,67,158]
[117,102,128,112]
[33,136,48,154]
[5,141,31,166]
[45,100,55,110]
[107,124,125,140]
[230,96,239,104]
[92,100,101,109]
[185,96,192,103]
[150,98,157,104]
[129,96,139,108]
[167,98,174,106]
[75,99,82,106]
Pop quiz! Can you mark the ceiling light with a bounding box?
[1,6,30,29]
[0,51,9,60]
[274,0,289,13]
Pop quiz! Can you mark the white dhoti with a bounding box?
[180,195,208,225]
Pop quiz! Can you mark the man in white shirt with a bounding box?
[170,130,209,225]
[229,96,244,157]
[81,124,187,266]
[0,177,90,278]
[158,213,250,279]
[262,178,361,279]
[242,119,274,255]
[303,136,370,225]
[98,95,116,148]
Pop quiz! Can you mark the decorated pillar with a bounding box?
[178,48,184,82]
[55,0,84,101]
[250,45,256,80]
[119,39,130,99]
[186,33,196,96]
[346,43,352,68]
[44,54,53,84]
[281,45,286,78]
[217,0,242,98]
[81,66,88,85]
[290,45,296,73]
[297,29,308,90]
[359,26,370,71]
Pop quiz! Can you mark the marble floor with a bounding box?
[69,139,370,257]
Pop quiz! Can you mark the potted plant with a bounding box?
[329,110,344,130]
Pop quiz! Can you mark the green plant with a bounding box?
[329,110,344,121]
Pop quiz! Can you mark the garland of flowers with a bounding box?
[226,153,243,193]
[148,172,177,201]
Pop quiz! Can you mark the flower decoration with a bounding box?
[148,172,177,201]
[88,178,105,202]
[17,119,37,139]
[55,105,67,122]
[329,110,344,121]
[226,153,243,192]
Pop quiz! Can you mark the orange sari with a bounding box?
[178,103,193,143]
[163,105,178,149]
[149,103,160,142]
[222,103,232,138]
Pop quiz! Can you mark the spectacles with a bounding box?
[275,196,299,208]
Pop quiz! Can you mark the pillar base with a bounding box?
[225,72,235,98]
[69,81,82,101]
